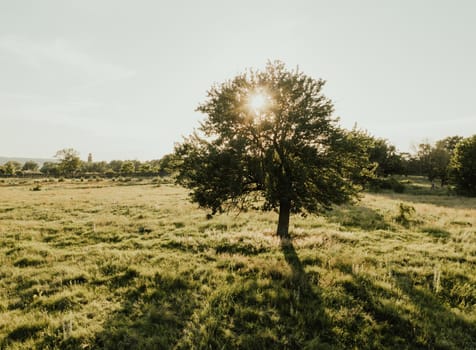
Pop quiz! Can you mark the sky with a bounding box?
[1,0,475,161]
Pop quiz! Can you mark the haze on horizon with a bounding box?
[1,0,475,161]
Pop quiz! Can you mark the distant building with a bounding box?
[88,153,93,163]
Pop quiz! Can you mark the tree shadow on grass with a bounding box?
[392,271,476,349]
[278,238,337,348]
[168,238,338,349]
[91,271,200,350]
[334,263,476,349]
[31,267,202,350]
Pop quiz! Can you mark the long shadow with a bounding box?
[393,272,476,349]
[91,270,200,350]
[278,237,338,348]
[334,263,476,349]
[280,238,318,291]
[31,265,201,350]
[85,240,338,349]
[33,232,475,349]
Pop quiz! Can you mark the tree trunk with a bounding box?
[277,198,291,238]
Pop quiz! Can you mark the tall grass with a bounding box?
[0,178,475,349]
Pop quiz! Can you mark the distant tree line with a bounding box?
[0,149,177,179]
[360,134,476,195]
[1,134,474,196]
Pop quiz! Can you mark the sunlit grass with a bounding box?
[0,178,475,349]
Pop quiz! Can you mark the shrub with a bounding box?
[368,177,405,193]
[394,203,415,227]
[31,184,42,191]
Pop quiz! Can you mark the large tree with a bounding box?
[175,61,371,237]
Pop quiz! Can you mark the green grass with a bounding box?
[0,178,475,349]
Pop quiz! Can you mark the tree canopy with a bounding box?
[450,134,476,196]
[55,148,81,177]
[175,61,372,237]
[22,160,39,172]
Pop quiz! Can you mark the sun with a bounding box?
[247,90,271,115]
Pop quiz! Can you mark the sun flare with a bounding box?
[247,90,271,115]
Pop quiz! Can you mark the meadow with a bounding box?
[0,177,475,349]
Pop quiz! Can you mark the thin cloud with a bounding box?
[0,36,135,81]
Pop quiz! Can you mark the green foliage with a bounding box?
[158,153,180,177]
[368,177,405,193]
[120,161,135,175]
[22,160,39,172]
[2,160,21,176]
[437,135,464,155]
[108,160,124,173]
[176,61,372,236]
[450,134,476,196]
[368,138,404,176]
[54,148,81,177]
[414,136,463,185]
[40,162,60,177]
[394,203,416,227]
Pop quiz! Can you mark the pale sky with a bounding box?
[1,0,475,161]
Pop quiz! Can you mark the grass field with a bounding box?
[0,178,475,349]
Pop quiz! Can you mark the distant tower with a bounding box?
[88,153,93,163]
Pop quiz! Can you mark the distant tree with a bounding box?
[147,159,162,174]
[40,162,60,176]
[92,161,108,174]
[416,142,433,179]
[82,161,108,175]
[3,161,21,176]
[175,61,372,237]
[132,160,142,172]
[450,135,476,196]
[399,152,417,176]
[158,153,180,176]
[120,161,135,175]
[138,163,154,175]
[437,135,464,155]
[108,160,124,173]
[22,161,39,172]
[415,137,463,186]
[368,138,403,176]
[428,143,451,186]
[54,148,81,177]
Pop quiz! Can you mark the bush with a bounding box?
[394,203,415,227]
[30,184,42,191]
[368,177,405,193]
